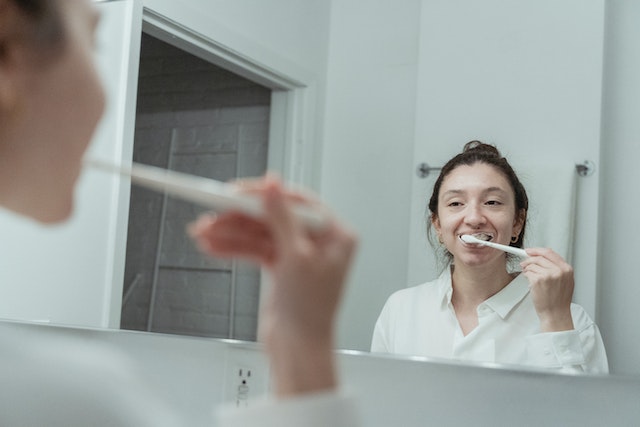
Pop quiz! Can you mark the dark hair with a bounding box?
[7,0,65,59]
[427,140,528,254]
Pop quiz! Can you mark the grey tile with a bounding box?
[172,125,238,155]
[151,268,232,337]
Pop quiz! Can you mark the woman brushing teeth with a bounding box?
[372,141,608,374]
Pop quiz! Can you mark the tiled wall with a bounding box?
[120,33,270,340]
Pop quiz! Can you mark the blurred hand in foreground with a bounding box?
[188,175,357,397]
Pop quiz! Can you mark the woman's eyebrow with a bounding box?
[440,189,464,198]
[441,187,508,198]
[483,186,509,195]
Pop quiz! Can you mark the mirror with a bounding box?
[2,0,637,376]
[119,2,608,377]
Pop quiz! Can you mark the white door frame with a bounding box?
[139,7,319,330]
[141,8,318,187]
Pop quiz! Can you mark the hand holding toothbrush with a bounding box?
[461,234,575,332]
[520,247,575,333]
[187,175,358,397]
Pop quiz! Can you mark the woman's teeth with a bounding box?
[470,232,493,241]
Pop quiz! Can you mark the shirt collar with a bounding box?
[482,273,530,319]
[437,265,454,306]
[436,264,530,319]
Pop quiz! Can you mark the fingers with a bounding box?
[233,174,317,207]
[187,212,275,264]
[521,247,569,267]
[521,247,572,272]
[186,174,351,273]
[261,176,308,256]
[520,247,574,307]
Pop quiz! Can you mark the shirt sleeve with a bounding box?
[215,391,361,427]
[371,314,389,352]
[525,307,609,374]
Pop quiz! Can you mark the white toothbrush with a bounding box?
[86,158,328,231]
[460,234,528,258]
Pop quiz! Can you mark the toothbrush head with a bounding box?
[460,233,493,244]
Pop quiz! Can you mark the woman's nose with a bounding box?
[464,204,486,227]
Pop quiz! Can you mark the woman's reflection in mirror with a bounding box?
[371,141,608,374]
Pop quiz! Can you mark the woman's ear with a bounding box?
[512,208,526,237]
[431,214,441,233]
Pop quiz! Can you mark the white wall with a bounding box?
[407,0,604,328]
[323,0,422,351]
[598,0,640,375]
[142,0,331,81]
[0,0,142,327]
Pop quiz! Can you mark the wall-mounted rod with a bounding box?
[416,160,596,178]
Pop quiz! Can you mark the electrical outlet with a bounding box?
[233,367,252,407]
[223,346,270,407]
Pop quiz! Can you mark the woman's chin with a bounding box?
[456,252,495,268]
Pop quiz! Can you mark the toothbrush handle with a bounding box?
[500,245,528,258]
[484,241,528,258]
[87,159,328,231]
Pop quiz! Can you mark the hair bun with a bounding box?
[463,140,501,157]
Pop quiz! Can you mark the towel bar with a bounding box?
[416,160,595,178]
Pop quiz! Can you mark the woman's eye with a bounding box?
[486,200,502,206]
[448,201,463,207]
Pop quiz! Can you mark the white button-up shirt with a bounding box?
[371,266,609,374]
